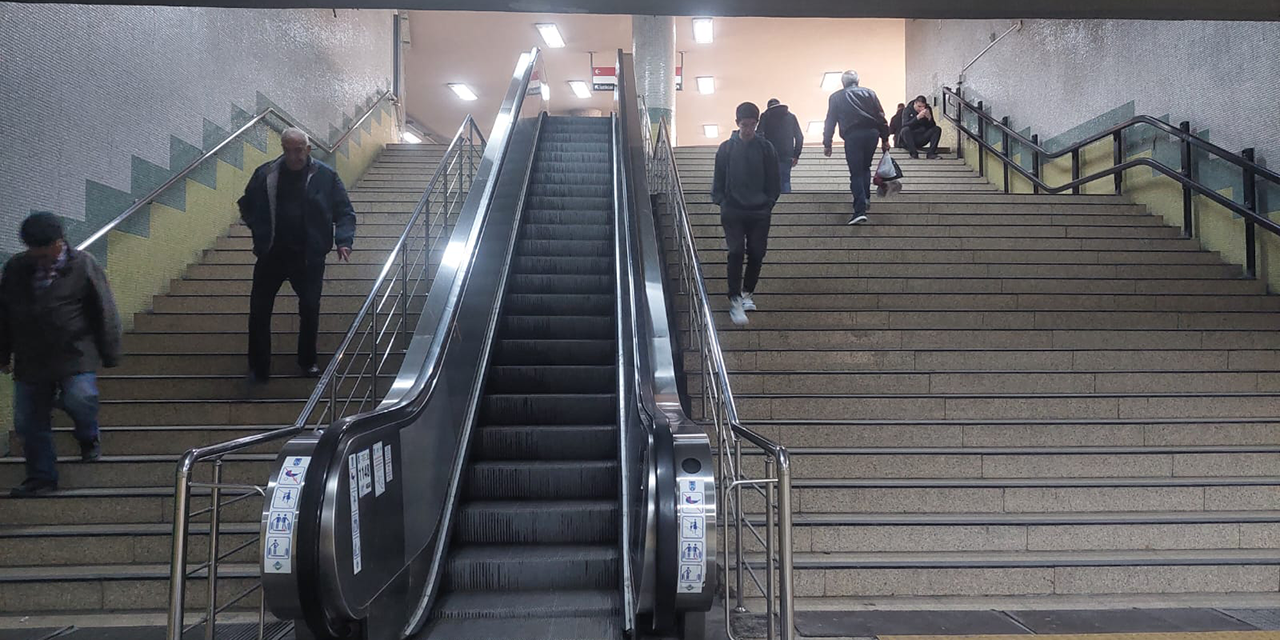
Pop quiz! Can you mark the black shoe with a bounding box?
[302,365,321,378]
[10,479,57,498]
[909,153,920,159]
[79,438,101,462]
[926,153,940,160]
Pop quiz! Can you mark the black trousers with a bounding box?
[721,211,771,299]
[248,249,326,377]
[843,129,880,215]
[900,125,942,156]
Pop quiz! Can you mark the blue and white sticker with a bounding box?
[356,450,374,497]
[348,453,363,574]
[264,456,310,574]
[372,443,387,497]
[678,479,707,592]
[383,445,394,483]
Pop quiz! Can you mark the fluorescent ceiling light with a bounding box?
[401,131,423,144]
[540,82,550,101]
[807,121,825,135]
[703,124,719,138]
[821,72,843,91]
[569,80,592,99]
[696,76,715,95]
[692,18,714,44]
[448,83,478,101]
[535,23,566,48]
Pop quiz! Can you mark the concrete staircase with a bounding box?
[0,143,448,616]
[672,145,1280,608]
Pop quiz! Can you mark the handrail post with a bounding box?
[954,89,965,161]
[1243,147,1258,279]
[1031,134,1041,195]
[1113,130,1124,195]
[1180,121,1194,238]
[975,101,985,177]
[167,459,196,640]
[204,459,223,640]
[1000,116,1011,194]
[764,457,776,640]
[1071,148,1081,195]
[777,455,795,640]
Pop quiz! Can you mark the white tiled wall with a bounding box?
[0,4,394,255]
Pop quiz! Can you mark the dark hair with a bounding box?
[897,103,906,109]
[735,102,760,123]
[914,95,929,106]
[767,98,780,108]
[20,212,64,248]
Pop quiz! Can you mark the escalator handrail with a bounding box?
[292,47,544,635]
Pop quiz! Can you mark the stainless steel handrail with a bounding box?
[164,113,484,640]
[650,120,796,640]
[79,89,396,253]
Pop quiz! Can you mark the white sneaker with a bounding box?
[729,297,749,326]
[847,214,869,225]
[741,292,757,311]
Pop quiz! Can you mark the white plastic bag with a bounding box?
[875,153,902,181]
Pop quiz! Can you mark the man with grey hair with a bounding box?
[822,70,891,225]
[237,127,356,383]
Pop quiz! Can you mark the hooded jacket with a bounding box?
[711,131,782,215]
[0,248,122,382]
[758,103,805,160]
[237,157,357,260]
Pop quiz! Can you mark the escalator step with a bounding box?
[535,152,611,165]
[539,134,611,143]
[535,142,615,155]
[423,614,623,640]
[498,315,614,340]
[508,274,612,294]
[488,366,616,394]
[522,210,612,227]
[456,500,619,544]
[492,340,614,365]
[480,393,617,425]
[466,460,619,499]
[528,184,612,198]
[431,589,621,620]
[445,545,619,591]
[475,425,617,460]
[517,239,611,257]
[504,294,613,316]
[519,223,612,242]
[527,196,612,210]
[530,170,610,184]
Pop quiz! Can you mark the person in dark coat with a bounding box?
[758,98,805,194]
[899,95,942,159]
[822,70,891,225]
[888,103,907,148]
[238,127,356,383]
[0,212,122,497]
[711,102,782,326]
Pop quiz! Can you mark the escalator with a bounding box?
[426,116,622,638]
[258,49,714,640]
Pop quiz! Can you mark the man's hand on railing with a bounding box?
[336,247,352,262]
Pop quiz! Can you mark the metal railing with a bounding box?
[942,86,1280,279]
[650,120,796,640]
[79,90,396,253]
[164,115,485,640]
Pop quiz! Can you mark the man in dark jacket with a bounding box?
[900,96,942,159]
[0,212,122,497]
[712,102,782,327]
[238,127,356,383]
[888,103,907,148]
[758,98,804,194]
[822,70,891,225]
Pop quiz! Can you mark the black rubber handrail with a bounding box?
[941,87,1279,276]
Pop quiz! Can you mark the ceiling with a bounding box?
[405,13,909,146]
[10,0,1280,20]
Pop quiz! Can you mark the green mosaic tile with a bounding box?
[231,105,268,154]
[170,135,216,192]
[203,118,243,170]
[130,155,184,215]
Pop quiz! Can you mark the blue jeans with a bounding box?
[778,159,793,194]
[843,129,880,215]
[14,373,100,483]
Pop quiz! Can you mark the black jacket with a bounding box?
[0,248,122,382]
[822,86,890,148]
[711,132,782,215]
[758,104,805,160]
[902,105,938,132]
[238,157,357,259]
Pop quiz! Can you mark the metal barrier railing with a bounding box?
[164,116,485,640]
[650,120,796,640]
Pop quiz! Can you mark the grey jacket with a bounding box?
[0,248,122,382]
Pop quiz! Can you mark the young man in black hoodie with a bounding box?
[712,102,782,327]
[758,98,804,194]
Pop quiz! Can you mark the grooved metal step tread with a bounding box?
[776,511,1280,526]
[449,545,619,562]
[775,549,1280,569]
[420,616,622,640]
[432,589,619,618]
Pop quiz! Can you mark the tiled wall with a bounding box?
[907,19,1280,291]
[0,4,399,435]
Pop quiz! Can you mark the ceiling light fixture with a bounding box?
[696,76,715,95]
[401,131,423,144]
[448,83,478,101]
[703,124,719,138]
[692,18,714,44]
[535,23,566,49]
[807,121,825,135]
[820,72,843,91]
[569,80,592,99]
